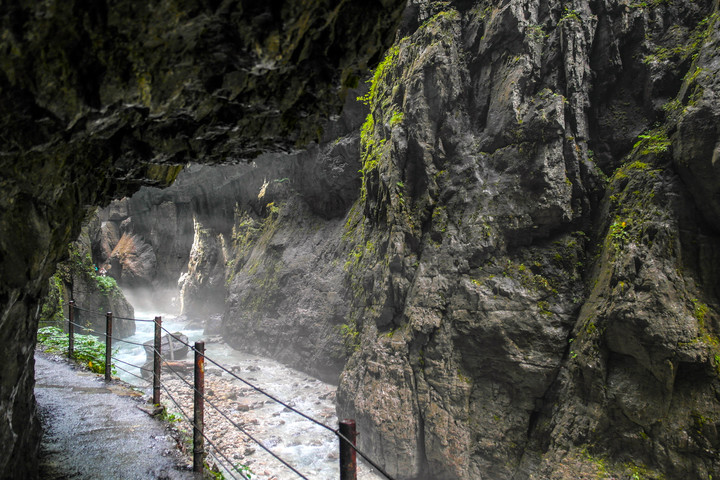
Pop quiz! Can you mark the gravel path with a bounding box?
[35,351,196,480]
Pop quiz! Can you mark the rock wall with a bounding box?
[3,0,719,478]
[100,119,364,381]
[221,140,363,383]
[0,0,405,477]
[332,1,720,479]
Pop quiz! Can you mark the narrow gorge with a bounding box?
[2,0,720,479]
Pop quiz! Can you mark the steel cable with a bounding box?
[159,326,193,348]
[198,428,247,480]
[113,363,151,384]
[336,430,395,480]
[195,345,397,479]
[206,450,243,480]
[199,351,335,435]
[112,356,152,373]
[113,337,150,347]
[67,321,144,349]
[71,305,105,315]
[159,354,307,479]
[66,319,105,336]
[201,386,310,480]
[114,315,155,322]
[159,382,249,480]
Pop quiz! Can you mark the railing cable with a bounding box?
[114,315,155,322]
[158,326,193,348]
[113,336,150,348]
[113,363,150,384]
[159,382,249,480]
[71,305,104,314]
[200,351,335,435]
[159,352,310,479]
[160,357,309,479]
[112,356,152,373]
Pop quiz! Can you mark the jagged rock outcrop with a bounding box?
[0,1,405,477]
[333,1,720,479]
[106,232,158,288]
[87,83,367,375]
[98,121,364,380]
[4,0,720,478]
[178,217,228,318]
[68,219,135,338]
[222,188,357,383]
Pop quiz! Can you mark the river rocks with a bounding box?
[153,355,374,480]
[143,333,190,362]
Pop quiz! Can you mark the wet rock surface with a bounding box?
[5,0,720,479]
[35,351,193,480]
[334,1,720,479]
[112,325,384,480]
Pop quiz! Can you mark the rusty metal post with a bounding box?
[153,316,162,405]
[68,300,75,360]
[104,311,113,382]
[339,419,357,480]
[193,341,205,473]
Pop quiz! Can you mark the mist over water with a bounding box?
[115,292,383,480]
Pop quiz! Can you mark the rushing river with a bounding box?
[114,309,384,480]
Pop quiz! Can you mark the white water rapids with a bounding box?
[114,310,384,480]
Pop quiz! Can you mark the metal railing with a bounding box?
[45,300,395,480]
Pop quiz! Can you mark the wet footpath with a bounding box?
[35,350,196,480]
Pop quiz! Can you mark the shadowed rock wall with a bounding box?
[332,1,720,479]
[0,0,405,477]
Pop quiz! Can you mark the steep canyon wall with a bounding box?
[335,1,720,479]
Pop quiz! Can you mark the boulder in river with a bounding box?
[143,332,189,361]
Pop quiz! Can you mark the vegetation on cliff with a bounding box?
[39,222,135,338]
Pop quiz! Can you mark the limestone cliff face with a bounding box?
[126,2,720,476]
[39,217,135,338]
[3,0,719,479]
[332,1,720,479]
[221,157,360,382]
[0,1,405,477]
[68,218,135,338]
